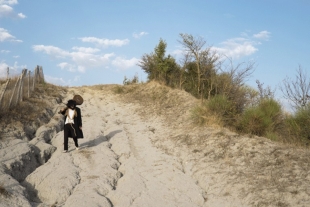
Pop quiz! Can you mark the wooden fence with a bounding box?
[0,65,44,111]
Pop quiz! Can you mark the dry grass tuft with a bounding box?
[0,184,10,198]
[0,82,67,140]
[111,81,198,126]
[190,104,223,128]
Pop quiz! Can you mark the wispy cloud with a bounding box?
[33,45,71,58]
[133,31,148,39]
[0,62,9,78]
[212,30,271,59]
[0,28,22,42]
[17,12,25,18]
[0,0,26,19]
[33,44,138,72]
[112,57,140,70]
[0,60,26,77]
[1,49,10,53]
[253,30,271,41]
[33,44,114,72]
[212,38,258,59]
[45,74,81,86]
[44,75,67,86]
[72,47,100,53]
[58,62,76,72]
[79,37,129,48]
[0,0,18,5]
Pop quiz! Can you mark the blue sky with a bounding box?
[1,0,309,99]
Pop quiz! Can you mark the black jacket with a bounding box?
[61,107,84,139]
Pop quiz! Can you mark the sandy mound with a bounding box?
[0,82,309,207]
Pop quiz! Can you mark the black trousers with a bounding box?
[64,123,79,150]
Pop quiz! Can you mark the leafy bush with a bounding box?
[237,99,282,136]
[206,95,237,126]
[285,104,310,144]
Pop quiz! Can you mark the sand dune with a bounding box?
[1,83,310,207]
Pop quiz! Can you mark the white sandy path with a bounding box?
[23,87,206,207]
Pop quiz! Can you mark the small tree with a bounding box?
[178,33,219,101]
[138,39,179,85]
[281,65,310,110]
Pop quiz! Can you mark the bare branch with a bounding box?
[280,65,310,110]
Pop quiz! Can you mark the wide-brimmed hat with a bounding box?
[66,99,76,108]
[73,95,83,105]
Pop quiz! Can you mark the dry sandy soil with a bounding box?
[0,82,310,207]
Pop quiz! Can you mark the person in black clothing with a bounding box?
[59,99,83,152]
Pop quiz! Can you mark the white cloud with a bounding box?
[0,62,9,78]
[70,51,115,72]
[0,61,26,78]
[79,37,129,47]
[0,1,26,19]
[1,49,10,53]
[13,55,19,58]
[33,45,71,58]
[44,75,67,86]
[0,28,22,42]
[0,0,18,5]
[172,49,184,56]
[112,57,140,70]
[253,31,270,40]
[0,5,13,17]
[17,12,26,18]
[58,62,77,72]
[33,44,117,72]
[72,46,100,53]
[133,31,148,39]
[212,38,258,59]
[211,31,270,59]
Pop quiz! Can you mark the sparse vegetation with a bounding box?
[0,184,10,198]
[237,98,282,137]
[123,73,139,85]
[0,82,67,140]
[135,34,310,147]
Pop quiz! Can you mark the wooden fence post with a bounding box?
[4,66,43,109]
[32,66,36,91]
[0,79,10,108]
[7,67,9,80]
[9,76,20,109]
[39,66,44,83]
[18,69,27,103]
[28,70,30,98]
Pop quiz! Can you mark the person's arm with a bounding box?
[77,108,82,129]
[59,107,68,115]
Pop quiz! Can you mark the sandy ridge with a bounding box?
[1,84,310,207]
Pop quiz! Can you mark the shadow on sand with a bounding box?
[79,130,122,149]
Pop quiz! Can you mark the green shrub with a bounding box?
[207,95,237,126]
[285,104,310,144]
[237,108,271,136]
[237,99,282,136]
